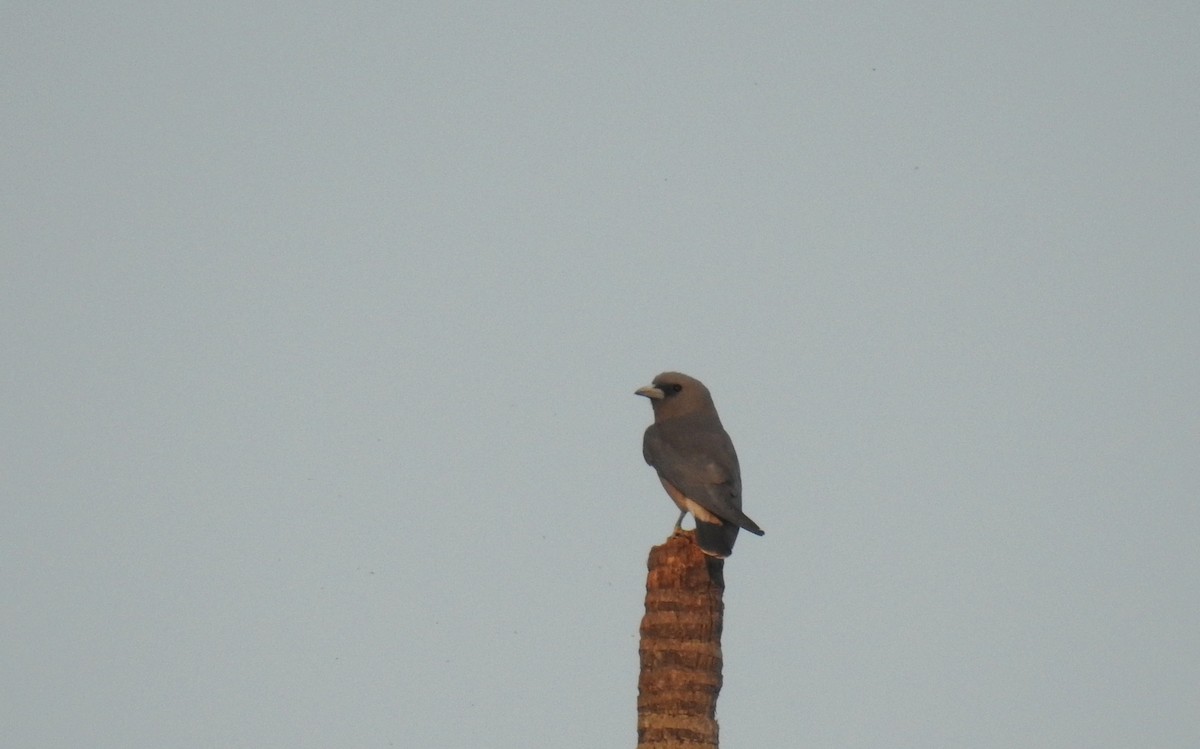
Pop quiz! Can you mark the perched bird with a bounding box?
[636,372,764,557]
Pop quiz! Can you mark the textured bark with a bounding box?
[637,531,725,749]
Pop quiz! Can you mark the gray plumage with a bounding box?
[636,372,764,557]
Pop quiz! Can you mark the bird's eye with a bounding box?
[670,384,683,393]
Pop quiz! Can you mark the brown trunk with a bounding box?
[636,531,725,749]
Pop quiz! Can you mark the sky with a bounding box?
[3,3,1198,747]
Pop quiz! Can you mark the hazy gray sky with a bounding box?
[4,4,1198,747]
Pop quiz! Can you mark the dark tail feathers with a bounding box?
[695,520,739,558]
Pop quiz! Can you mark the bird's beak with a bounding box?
[635,385,665,400]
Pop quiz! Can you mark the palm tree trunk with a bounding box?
[636,531,725,749]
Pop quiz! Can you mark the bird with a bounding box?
[635,372,764,557]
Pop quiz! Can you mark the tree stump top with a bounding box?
[637,531,725,749]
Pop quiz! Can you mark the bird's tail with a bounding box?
[695,520,739,558]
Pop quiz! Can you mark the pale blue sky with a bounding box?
[3,4,1198,747]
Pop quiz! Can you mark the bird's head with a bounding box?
[635,371,715,420]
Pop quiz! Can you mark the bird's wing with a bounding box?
[643,419,763,535]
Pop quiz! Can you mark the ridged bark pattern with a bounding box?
[636,531,725,749]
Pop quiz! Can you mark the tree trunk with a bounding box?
[636,531,725,749]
